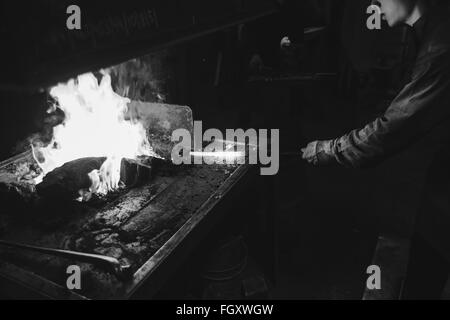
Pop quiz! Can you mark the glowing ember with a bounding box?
[190,151,244,162]
[32,72,152,198]
[190,142,246,164]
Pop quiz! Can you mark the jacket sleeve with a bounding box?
[328,46,450,168]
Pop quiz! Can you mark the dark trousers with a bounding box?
[401,233,450,300]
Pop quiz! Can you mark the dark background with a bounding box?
[0,0,446,298]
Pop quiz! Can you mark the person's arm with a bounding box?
[302,45,450,168]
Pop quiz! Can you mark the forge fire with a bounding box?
[28,71,263,203]
[32,72,153,201]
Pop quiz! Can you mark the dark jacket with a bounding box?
[322,8,450,259]
[330,11,450,168]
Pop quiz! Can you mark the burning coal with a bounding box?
[32,72,152,199]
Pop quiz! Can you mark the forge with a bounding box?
[0,76,258,298]
[0,0,279,300]
[0,96,261,298]
[0,73,255,299]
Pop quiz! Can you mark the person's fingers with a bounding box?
[280,36,291,48]
[302,141,318,161]
[301,149,308,159]
[303,144,314,157]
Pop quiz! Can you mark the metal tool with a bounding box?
[248,73,337,84]
[281,152,303,158]
[0,239,132,281]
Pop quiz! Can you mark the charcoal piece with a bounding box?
[94,246,123,259]
[0,173,37,212]
[120,159,139,187]
[36,157,106,200]
[35,157,157,201]
[120,158,152,187]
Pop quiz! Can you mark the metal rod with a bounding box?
[248,73,337,84]
[0,240,132,281]
[280,152,302,157]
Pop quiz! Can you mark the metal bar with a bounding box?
[0,240,132,281]
[280,152,302,157]
[248,73,337,84]
[0,150,34,168]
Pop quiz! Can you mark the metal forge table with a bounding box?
[0,149,255,299]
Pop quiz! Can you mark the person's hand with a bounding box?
[301,141,319,165]
[280,36,292,49]
[301,140,336,166]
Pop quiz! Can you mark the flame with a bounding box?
[33,72,151,198]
